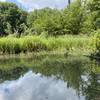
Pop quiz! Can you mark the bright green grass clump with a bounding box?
[0,35,92,54]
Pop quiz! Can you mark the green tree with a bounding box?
[27,8,63,36]
[88,0,100,29]
[63,0,85,34]
[0,2,27,36]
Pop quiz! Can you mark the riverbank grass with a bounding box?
[0,35,92,54]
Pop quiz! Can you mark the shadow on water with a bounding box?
[0,67,28,83]
[0,54,100,100]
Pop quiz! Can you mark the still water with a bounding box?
[0,54,100,100]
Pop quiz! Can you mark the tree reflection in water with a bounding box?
[0,55,100,100]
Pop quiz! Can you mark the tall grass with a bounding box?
[0,35,92,54]
[91,30,100,57]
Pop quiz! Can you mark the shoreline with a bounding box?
[0,49,93,59]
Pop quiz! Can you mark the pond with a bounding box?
[0,54,100,100]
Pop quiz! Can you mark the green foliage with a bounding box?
[0,0,99,58]
[27,0,98,35]
[0,0,99,36]
[92,29,100,56]
[80,13,95,34]
[27,8,63,36]
[0,0,99,56]
[88,0,100,29]
[63,0,85,34]
[89,0,100,12]
[5,22,12,34]
[0,35,91,54]
[28,1,84,35]
[0,2,27,36]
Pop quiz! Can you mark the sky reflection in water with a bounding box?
[0,71,85,100]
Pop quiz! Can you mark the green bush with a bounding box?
[0,2,27,36]
[92,30,100,56]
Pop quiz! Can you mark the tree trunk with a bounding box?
[68,0,70,5]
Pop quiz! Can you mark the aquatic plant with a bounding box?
[0,35,91,54]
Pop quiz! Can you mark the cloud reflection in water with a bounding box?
[0,71,85,100]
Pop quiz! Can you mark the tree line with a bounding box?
[0,0,99,36]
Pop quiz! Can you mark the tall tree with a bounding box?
[88,0,100,29]
[0,2,27,36]
[68,0,71,5]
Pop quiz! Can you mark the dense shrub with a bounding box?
[0,2,27,36]
[63,0,85,34]
[92,30,100,56]
[27,8,63,36]
[27,0,99,35]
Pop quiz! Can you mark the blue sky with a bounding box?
[0,0,72,11]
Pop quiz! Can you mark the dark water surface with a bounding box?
[0,54,100,100]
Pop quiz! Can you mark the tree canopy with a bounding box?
[0,0,99,36]
[0,2,27,35]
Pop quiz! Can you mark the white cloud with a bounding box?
[0,71,85,100]
[17,0,68,11]
[0,0,6,2]
[0,0,73,11]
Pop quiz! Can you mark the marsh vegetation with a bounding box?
[0,0,99,57]
[0,0,100,100]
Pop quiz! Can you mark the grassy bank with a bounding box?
[0,35,92,55]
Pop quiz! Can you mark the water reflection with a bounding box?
[0,67,28,83]
[0,55,100,100]
[0,71,85,100]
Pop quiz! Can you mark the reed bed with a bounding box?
[0,35,92,54]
